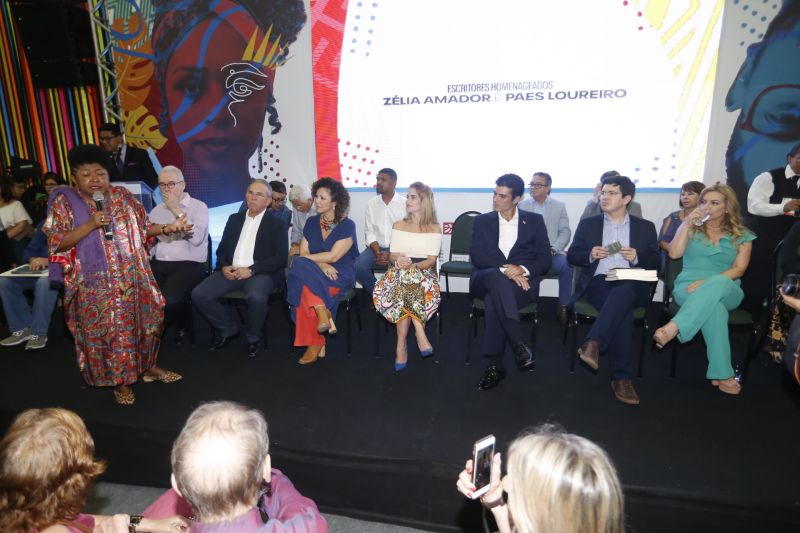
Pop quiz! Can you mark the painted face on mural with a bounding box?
[164,18,273,177]
[725,11,800,198]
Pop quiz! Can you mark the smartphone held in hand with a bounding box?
[471,434,495,499]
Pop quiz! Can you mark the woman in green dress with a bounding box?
[653,184,755,395]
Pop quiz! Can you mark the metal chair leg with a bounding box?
[466,307,475,365]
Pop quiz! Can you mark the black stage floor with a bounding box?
[1,295,799,532]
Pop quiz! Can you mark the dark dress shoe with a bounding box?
[513,342,536,372]
[578,339,600,370]
[477,364,507,391]
[556,304,568,326]
[209,333,239,351]
[247,342,260,358]
[611,380,640,405]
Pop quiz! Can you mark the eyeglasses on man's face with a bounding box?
[530,183,549,189]
[159,181,184,190]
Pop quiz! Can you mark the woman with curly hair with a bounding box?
[0,407,187,532]
[287,177,358,365]
[151,0,306,207]
[653,183,755,395]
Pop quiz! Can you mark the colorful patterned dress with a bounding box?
[373,229,441,323]
[44,187,164,387]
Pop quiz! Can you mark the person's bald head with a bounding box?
[171,402,270,522]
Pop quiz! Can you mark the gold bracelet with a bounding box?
[161,224,169,235]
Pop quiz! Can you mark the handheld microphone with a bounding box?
[92,192,113,240]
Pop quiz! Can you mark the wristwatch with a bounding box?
[128,514,143,533]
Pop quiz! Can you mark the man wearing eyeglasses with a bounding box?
[97,122,158,190]
[266,180,292,230]
[519,172,572,325]
[148,166,209,343]
[567,175,659,405]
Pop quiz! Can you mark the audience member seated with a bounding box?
[657,181,705,275]
[456,424,625,533]
[148,166,209,342]
[653,184,754,396]
[143,401,328,532]
[288,183,316,265]
[355,168,406,298]
[518,171,573,325]
[0,176,34,263]
[373,182,442,371]
[28,172,66,224]
[266,180,292,229]
[288,177,358,365]
[581,170,643,220]
[779,289,800,385]
[98,121,159,189]
[0,221,59,350]
[741,142,800,315]
[764,220,800,361]
[0,407,188,533]
[568,175,659,405]
[472,174,551,391]
[192,180,287,358]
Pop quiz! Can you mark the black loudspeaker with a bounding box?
[10,0,98,87]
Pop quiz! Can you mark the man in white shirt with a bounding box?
[518,171,573,324]
[191,180,288,357]
[288,183,316,265]
[742,142,800,314]
[470,174,552,391]
[355,168,406,297]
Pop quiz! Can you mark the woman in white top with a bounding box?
[0,177,33,263]
[373,182,442,371]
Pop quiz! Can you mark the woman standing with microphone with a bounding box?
[44,145,188,405]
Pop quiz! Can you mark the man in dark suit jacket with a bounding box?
[567,175,659,405]
[98,122,158,190]
[191,180,287,357]
[470,174,552,391]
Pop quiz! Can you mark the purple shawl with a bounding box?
[47,187,108,286]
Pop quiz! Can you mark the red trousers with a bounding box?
[295,285,340,347]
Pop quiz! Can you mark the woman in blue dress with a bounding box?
[653,184,755,395]
[287,178,357,365]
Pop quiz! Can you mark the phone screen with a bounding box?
[471,435,495,498]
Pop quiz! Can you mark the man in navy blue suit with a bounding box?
[567,175,659,405]
[470,174,552,390]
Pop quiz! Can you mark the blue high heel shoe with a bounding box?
[394,361,407,372]
[420,347,434,358]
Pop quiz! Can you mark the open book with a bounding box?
[605,268,658,282]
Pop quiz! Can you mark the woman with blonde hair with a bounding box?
[0,407,188,533]
[373,182,442,371]
[653,183,755,394]
[456,425,625,533]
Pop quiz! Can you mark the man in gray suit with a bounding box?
[519,172,572,325]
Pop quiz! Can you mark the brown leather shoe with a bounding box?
[611,380,640,405]
[578,339,600,370]
[556,304,568,326]
[299,345,324,365]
